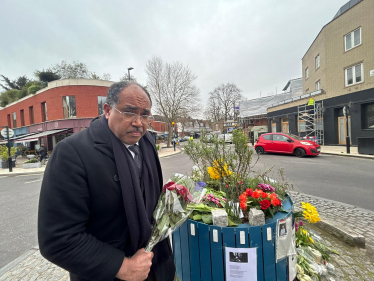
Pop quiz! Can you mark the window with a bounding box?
[315,54,320,70]
[7,114,11,128]
[262,135,272,140]
[29,106,34,124]
[41,102,47,122]
[98,96,106,116]
[20,109,25,127]
[298,120,306,132]
[305,68,309,80]
[363,103,374,129]
[345,63,363,86]
[345,27,361,51]
[273,134,290,142]
[12,112,17,128]
[316,80,321,91]
[62,96,77,118]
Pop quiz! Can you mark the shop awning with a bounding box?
[14,129,72,143]
[0,132,39,145]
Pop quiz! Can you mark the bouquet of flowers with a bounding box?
[239,183,283,219]
[144,174,206,252]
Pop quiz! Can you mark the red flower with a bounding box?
[271,198,281,207]
[245,188,253,197]
[239,193,247,201]
[163,181,176,192]
[261,193,268,199]
[259,199,271,210]
[240,201,247,211]
[252,191,261,199]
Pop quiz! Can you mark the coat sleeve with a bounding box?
[38,140,125,281]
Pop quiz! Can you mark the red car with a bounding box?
[254,133,321,157]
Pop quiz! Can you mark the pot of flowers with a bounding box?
[172,130,296,281]
[0,145,17,169]
[23,158,42,169]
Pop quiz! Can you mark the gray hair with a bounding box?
[106,81,152,107]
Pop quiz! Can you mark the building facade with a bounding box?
[267,0,374,145]
[0,79,114,150]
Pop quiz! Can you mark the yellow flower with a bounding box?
[309,237,314,243]
[301,202,321,223]
[207,160,232,180]
[302,229,307,234]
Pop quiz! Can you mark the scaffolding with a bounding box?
[297,100,324,145]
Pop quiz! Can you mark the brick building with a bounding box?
[0,79,114,150]
[267,0,374,145]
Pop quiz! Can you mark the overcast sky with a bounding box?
[1,0,346,106]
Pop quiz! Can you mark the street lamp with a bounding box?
[127,67,134,81]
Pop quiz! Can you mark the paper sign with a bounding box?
[225,247,257,281]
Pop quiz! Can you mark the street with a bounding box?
[0,151,373,269]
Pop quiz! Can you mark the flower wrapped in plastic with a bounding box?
[144,174,206,252]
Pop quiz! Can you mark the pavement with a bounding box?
[1,144,374,280]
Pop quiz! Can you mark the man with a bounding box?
[38,81,175,281]
[37,144,47,163]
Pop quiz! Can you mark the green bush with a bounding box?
[0,145,17,162]
[28,84,43,94]
[156,144,160,151]
[24,158,39,164]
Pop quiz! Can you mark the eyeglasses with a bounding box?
[113,107,154,124]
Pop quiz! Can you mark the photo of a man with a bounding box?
[229,252,248,263]
[279,223,287,237]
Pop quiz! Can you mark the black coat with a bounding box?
[38,117,175,281]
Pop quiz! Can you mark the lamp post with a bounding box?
[343,105,350,154]
[127,67,134,81]
[172,122,176,151]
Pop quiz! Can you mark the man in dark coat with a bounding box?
[38,81,175,281]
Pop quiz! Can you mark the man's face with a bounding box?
[104,85,151,145]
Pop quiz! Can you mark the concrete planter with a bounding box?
[23,162,42,169]
[1,160,16,169]
[172,196,294,281]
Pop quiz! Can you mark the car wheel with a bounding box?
[256,147,264,154]
[294,148,306,157]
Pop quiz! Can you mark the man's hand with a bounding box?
[116,248,154,281]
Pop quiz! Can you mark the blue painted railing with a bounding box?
[172,196,293,281]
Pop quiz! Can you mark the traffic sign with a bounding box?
[1,128,14,138]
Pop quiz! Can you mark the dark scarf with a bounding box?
[100,116,159,254]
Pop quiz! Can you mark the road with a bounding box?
[0,150,373,268]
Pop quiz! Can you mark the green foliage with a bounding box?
[16,88,28,99]
[0,89,18,107]
[0,145,17,162]
[156,144,160,151]
[34,70,61,82]
[24,158,39,164]
[28,84,43,94]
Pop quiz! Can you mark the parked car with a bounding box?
[254,133,321,157]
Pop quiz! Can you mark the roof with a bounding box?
[240,78,303,118]
[302,0,363,60]
[14,129,72,143]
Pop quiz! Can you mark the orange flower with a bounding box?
[271,198,281,207]
[261,193,268,199]
[269,193,277,199]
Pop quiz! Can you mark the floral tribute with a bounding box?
[294,202,339,281]
[239,183,283,220]
[207,159,232,180]
[144,174,206,252]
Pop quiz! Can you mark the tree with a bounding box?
[90,72,111,80]
[0,75,29,90]
[206,83,242,121]
[146,56,201,147]
[34,70,61,82]
[51,60,90,79]
[119,74,136,82]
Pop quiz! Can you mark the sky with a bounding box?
[0,0,347,107]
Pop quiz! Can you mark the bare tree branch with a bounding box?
[146,56,201,147]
